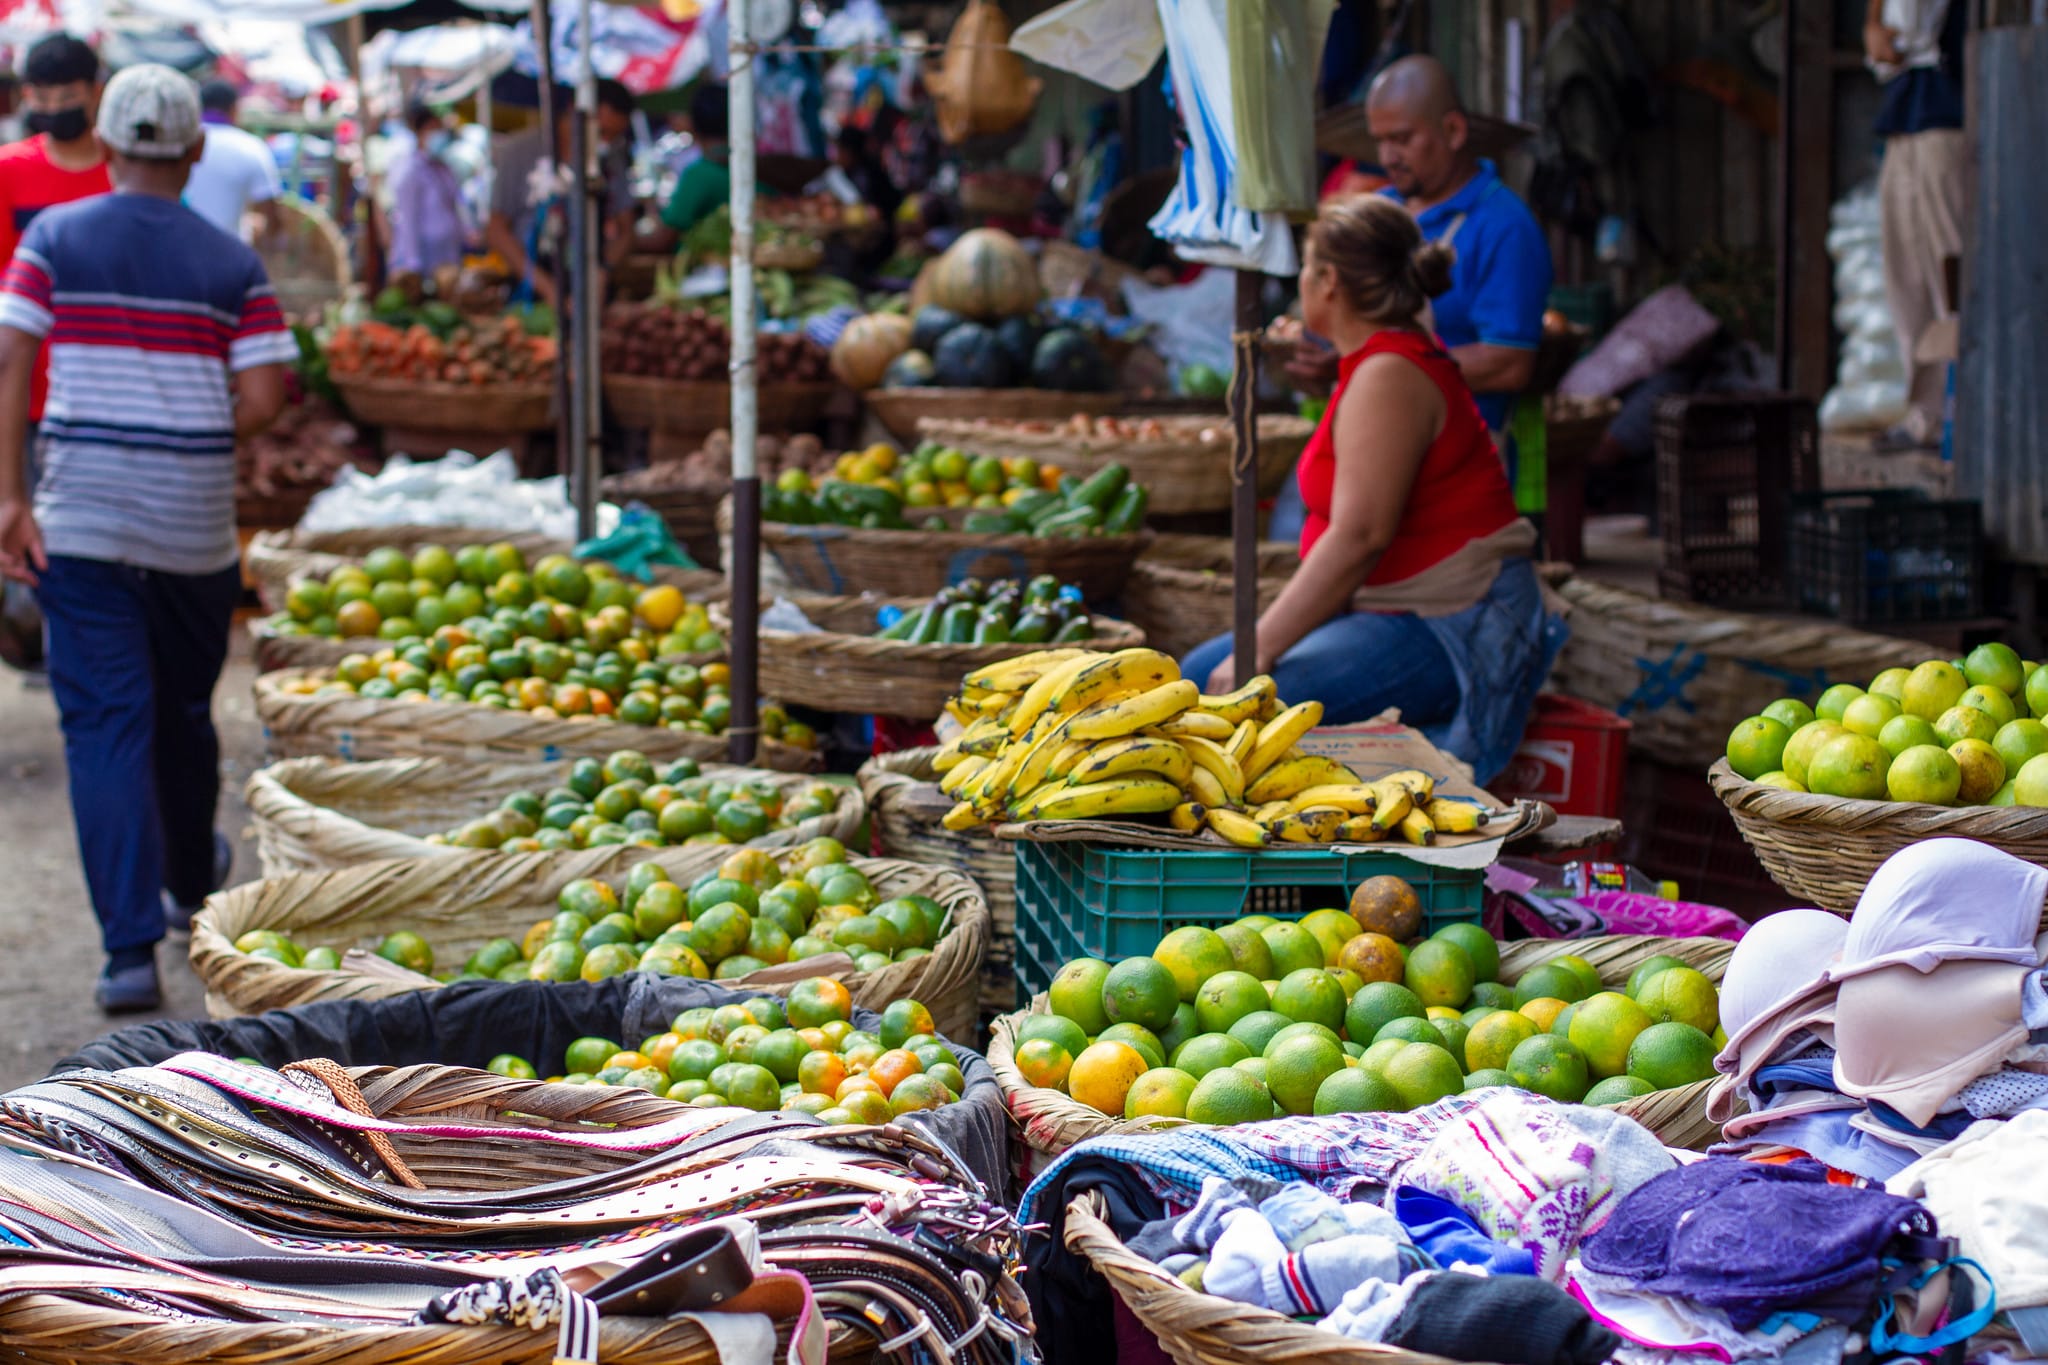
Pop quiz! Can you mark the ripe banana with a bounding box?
[1149,710,1236,742]
[1425,798,1484,834]
[1048,738,1092,782]
[958,717,1009,758]
[1183,763,1228,809]
[1066,679,1199,741]
[1069,735,1194,787]
[937,755,990,795]
[974,691,1014,717]
[1018,776,1183,821]
[971,719,1044,809]
[1286,783,1378,815]
[1242,700,1325,781]
[1206,807,1269,847]
[1252,800,1294,824]
[1270,808,1345,843]
[1245,753,1357,804]
[1169,801,1207,833]
[1398,807,1437,846]
[964,648,1090,694]
[1007,652,1098,737]
[1007,719,1080,805]
[941,801,983,831]
[1368,780,1414,833]
[1224,718,1259,769]
[1196,677,1275,725]
[1379,769,1438,803]
[1336,814,1386,843]
[1176,735,1246,804]
[1049,648,1179,717]
[1257,694,1285,722]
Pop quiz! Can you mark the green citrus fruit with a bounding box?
[1507,1034,1591,1102]
[1048,957,1114,1034]
[1185,1067,1272,1125]
[1404,938,1476,1008]
[1313,1067,1402,1115]
[1381,1042,1465,1110]
[1102,957,1181,1032]
[1626,1022,1719,1090]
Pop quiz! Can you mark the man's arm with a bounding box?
[485,210,555,305]
[1449,341,1537,395]
[1866,0,1902,64]
[232,363,289,437]
[1455,212,1554,402]
[0,326,43,585]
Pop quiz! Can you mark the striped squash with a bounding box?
[927,228,1041,321]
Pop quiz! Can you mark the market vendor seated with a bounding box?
[1182,196,1564,783]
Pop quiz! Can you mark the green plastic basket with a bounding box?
[1011,840,1486,1001]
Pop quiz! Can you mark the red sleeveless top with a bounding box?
[1296,329,1519,585]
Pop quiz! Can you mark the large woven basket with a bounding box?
[915,414,1312,516]
[1710,757,2048,915]
[192,846,991,1040]
[743,595,1145,719]
[604,377,836,438]
[332,376,554,433]
[246,525,726,616]
[0,1061,835,1365]
[1549,577,1932,771]
[1065,1191,1458,1365]
[728,502,1153,602]
[989,934,1737,1170]
[253,669,821,773]
[1123,534,1299,661]
[858,747,1020,1020]
[245,755,865,877]
[862,387,1121,442]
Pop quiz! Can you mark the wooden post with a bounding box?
[1230,271,1262,684]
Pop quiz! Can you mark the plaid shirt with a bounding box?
[1020,1091,1508,1225]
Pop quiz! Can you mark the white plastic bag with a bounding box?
[298,450,620,541]
[1819,182,1909,433]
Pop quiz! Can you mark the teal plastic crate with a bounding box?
[1011,840,1486,1002]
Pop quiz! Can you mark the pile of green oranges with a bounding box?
[1726,644,2048,806]
[484,989,967,1123]
[235,836,951,987]
[424,751,845,852]
[1017,877,1722,1125]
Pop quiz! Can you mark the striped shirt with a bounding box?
[0,192,295,574]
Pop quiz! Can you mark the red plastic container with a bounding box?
[1491,693,1631,819]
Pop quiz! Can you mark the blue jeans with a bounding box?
[1182,608,1458,728]
[35,555,241,956]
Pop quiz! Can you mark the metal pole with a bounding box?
[533,0,570,484]
[1773,0,1796,393]
[572,0,600,542]
[1229,271,1262,684]
[728,0,761,765]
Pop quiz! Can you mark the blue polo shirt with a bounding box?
[1384,160,1552,430]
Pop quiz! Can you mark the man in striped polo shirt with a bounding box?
[0,63,292,1012]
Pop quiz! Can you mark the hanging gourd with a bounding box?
[928,0,1042,145]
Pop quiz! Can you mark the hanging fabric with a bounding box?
[1227,0,1338,215]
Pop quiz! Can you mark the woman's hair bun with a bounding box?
[1412,240,1456,299]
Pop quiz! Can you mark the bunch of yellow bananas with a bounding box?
[927,647,1491,847]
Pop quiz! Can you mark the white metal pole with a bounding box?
[728,0,761,763]
[476,73,493,239]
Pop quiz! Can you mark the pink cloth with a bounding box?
[1578,891,1749,942]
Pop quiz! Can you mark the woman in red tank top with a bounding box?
[1184,196,1554,764]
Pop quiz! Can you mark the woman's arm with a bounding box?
[1207,352,1442,689]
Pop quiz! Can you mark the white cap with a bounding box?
[96,63,201,160]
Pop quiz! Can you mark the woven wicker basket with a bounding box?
[245,755,865,877]
[741,595,1145,719]
[247,526,726,615]
[1549,577,1932,771]
[253,669,822,773]
[915,415,1313,516]
[1123,534,1299,661]
[192,846,991,1040]
[604,377,835,438]
[1710,757,2048,915]
[989,934,1737,1170]
[1066,1191,1459,1365]
[332,376,554,433]
[858,747,1020,1020]
[727,501,1153,602]
[862,387,1121,442]
[0,1061,835,1365]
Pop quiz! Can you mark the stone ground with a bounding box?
[0,635,264,1089]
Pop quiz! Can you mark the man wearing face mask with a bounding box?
[0,34,111,445]
[388,103,469,276]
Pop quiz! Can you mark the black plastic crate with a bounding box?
[1788,490,1982,624]
[1656,393,1819,608]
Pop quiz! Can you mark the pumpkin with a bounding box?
[933,323,1017,389]
[1031,329,1109,392]
[926,229,1041,322]
[830,312,913,390]
[882,349,938,389]
[912,304,967,356]
[995,315,1044,374]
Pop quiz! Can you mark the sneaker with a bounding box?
[95,960,162,1014]
[162,890,201,933]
